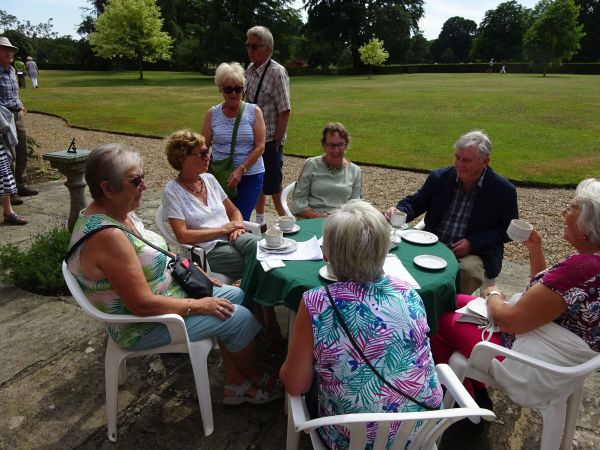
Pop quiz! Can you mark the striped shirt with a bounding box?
[435,169,486,245]
[0,65,22,111]
[244,58,290,142]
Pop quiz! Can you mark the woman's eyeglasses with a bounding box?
[123,173,145,187]
[324,142,347,150]
[222,86,244,94]
[190,149,210,159]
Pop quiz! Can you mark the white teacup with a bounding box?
[390,209,407,228]
[507,219,533,242]
[325,262,335,278]
[276,215,296,232]
[265,228,284,247]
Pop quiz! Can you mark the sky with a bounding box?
[4,0,540,41]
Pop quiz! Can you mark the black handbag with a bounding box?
[209,101,245,200]
[65,224,213,299]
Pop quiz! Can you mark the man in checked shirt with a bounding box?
[385,130,518,294]
[244,26,291,232]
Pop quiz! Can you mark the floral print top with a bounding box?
[67,212,185,348]
[304,276,442,450]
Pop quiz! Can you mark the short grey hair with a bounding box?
[574,178,600,246]
[85,144,142,200]
[214,62,245,88]
[247,26,274,50]
[323,199,389,283]
[454,130,492,159]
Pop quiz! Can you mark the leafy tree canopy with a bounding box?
[431,16,477,62]
[359,37,389,78]
[572,0,600,61]
[88,0,173,79]
[524,0,584,75]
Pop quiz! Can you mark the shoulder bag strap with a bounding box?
[229,101,246,159]
[324,285,440,410]
[243,59,272,104]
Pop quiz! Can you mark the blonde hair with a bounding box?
[165,129,206,171]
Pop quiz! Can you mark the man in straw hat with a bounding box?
[0,36,39,203]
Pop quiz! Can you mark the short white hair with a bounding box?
[214,62,245,88]
[323,200,389,283]
[454,130,492,158]
[575,178,600,246]
[247,26,274,50]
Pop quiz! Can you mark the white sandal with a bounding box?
[222,380,282,406]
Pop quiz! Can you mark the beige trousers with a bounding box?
[458,254,485,295]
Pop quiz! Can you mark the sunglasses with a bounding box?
[190,149,210,159]
[123,173,145,187]
[245,43,265,51]
[222,86,244,94]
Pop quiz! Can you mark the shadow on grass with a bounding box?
[52,71,216,88]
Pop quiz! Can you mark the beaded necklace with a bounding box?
[322,156,345,175]
[178,175,205,195]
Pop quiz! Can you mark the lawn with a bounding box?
[21,71,600,186]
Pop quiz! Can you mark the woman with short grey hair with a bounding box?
[202,62,266,220]
[281,199,442,449]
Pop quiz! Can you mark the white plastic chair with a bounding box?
[155,203,261,284]
[414,217,496,293]
[448,341,600,450]
[281,181,296,217]
[62,261,215,441]
[286,363,495,450]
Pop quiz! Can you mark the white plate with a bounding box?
[401,230,439,245]
[281,224,300,234]
[259,238,298,253]
[319,265,337,281]
[413,255,447,270]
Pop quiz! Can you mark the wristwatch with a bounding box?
[486,290,501,300]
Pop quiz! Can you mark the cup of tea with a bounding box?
[276,215,296,232]
[265,227,284,247]
[325,262,335,278]
[390,209,407,228]
[507,219,533,242]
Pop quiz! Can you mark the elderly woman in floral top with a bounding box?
[280,200,442,449]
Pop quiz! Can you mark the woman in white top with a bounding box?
[162,129,260,280]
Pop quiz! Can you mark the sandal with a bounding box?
[223,379,282,406]
[4,213,28,225]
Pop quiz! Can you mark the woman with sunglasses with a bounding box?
[201,62,266,221]
[291,122,362,219]
[163,129,261,281]
[67,144,281,405]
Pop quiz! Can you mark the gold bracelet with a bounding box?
[185,298,192,318]
[239,163,247,173]
[311,211,320,218]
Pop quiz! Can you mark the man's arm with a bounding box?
[273,109,290,146]
[396,169,443,221]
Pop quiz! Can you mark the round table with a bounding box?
[240,218,459,334]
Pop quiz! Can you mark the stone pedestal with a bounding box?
[43,149,90,231]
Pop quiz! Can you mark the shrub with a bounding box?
[0,227,72,295]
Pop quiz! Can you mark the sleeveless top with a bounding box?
[210,102,264,175]
[304,276,442,449]
[67,212,185,348]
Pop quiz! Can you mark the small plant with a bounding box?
[0,227,72,295]
[27,136,41,159]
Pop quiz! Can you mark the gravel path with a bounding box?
[26,112,575,265]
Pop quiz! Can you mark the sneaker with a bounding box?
[10,194,23,205]
[17,185,39,196]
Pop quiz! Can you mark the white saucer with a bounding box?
[319,265,337,281]
[391,223,409,230]
[401,230,439,245]
[413,254,447,270]
[281,224,300,234]
[259,238,298,253]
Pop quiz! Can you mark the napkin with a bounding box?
[257,236,323,262]
[260,259,286,272]
[383,254,421,289]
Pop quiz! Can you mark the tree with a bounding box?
[304,1,424,68]
[470,1,531,62]
[88,0,173,80]
[572,0,600,61]
[430,16,477,63]
[358,38,389,78]
[524,0,584,75]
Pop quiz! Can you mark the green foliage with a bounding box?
[88,0,173,80]
[358,38,389,79]
[431,16,477,63]
[524,0,585,75]
[572,0,600,62]
[0,228,71,295]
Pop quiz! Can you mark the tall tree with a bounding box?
[88,0,173,79]
[430,16,477,62]
[524,0,584,75]
[304,0,424,67]
[573,0,600,61]
[470,1,531,61]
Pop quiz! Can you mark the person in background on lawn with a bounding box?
[244,26,291,232]
[385,130,518,294]
[0,37,39,205]
[13,57,26,89]
[26,57,39,88]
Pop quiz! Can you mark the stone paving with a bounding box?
[0,180,598,449]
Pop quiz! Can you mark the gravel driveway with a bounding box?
[25,112,575,265]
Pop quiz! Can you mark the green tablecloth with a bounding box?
[240,218,459,334]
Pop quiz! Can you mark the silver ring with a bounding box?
[219,307,224,313]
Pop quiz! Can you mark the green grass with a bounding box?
[21,71,600,186]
